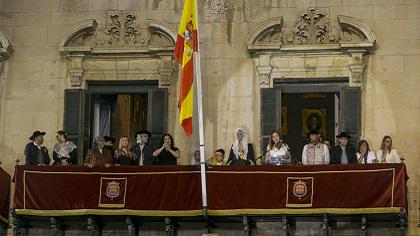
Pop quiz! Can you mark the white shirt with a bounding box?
[376,149,401,163]
[356,151,377,163]
[302,143,330,165]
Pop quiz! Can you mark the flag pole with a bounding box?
[193,0,208,216]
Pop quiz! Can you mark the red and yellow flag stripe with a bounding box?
[174,0,198,136]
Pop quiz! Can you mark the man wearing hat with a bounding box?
[132,130,153,165]
[302,130,330,165]
[330,132,357,164]
[24,131,51,165]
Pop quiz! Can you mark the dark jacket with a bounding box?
[330,145,357,164]
[132,144,154,165]
[227,143,256,166]
[24,142,50,165]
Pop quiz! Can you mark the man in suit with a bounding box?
[330,132,357,164]
[24,131,51,165]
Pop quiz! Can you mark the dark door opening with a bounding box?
[281,93,337,161]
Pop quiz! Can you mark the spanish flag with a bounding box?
[174,0,198,136]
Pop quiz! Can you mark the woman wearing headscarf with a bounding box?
[227,127,256,166]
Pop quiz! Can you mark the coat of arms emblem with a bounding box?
[106,181,120,199]
[293,180,307,199]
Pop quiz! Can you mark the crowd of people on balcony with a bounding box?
[23,127,404,167]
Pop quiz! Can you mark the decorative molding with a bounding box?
[247,8,376,54]
[58,19,97,52]
[0,31,14,61]
[338,15,376,43]
[207,0,230,14]
[257,55,272,88]
[282,8,339,45]
[246,17,283,50]
[95,11,150,48]
[158,56,174,88]
[247,8,376,88]
[66,56,84,88]
[59,12,176,55]
[59,13,178,88]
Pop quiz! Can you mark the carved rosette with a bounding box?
[95,11,151,47]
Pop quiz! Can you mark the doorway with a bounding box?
[281,93,337,161]
[260,78,361,163]
[91,94,148,147]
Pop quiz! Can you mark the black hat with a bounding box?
[29,131,46,140]
[307,129,321,138]
[103,136,115,144]
[135,130,152,139]
[336,132,351,139]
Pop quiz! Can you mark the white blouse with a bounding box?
[356,151,377,164]
[376,149,401,163]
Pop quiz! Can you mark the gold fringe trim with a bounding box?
[14,209,203,217]
[14,208,403,217]
[207,207,403,216]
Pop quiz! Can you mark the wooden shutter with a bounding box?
[260,88,280,152]
[339,87,361,148]
[64,89,90,164]
[147,89,167,149]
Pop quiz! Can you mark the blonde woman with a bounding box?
[376,135,401,163]
[114,136,136,165]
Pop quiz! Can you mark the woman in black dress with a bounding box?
[114,136,137,165]
[152,134,180,165]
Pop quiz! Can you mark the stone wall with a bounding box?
[0,0,419,229]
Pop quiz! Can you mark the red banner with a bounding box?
[13,164,407,217]
[0,167,11,223]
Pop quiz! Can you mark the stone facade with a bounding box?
[0,0,419,232]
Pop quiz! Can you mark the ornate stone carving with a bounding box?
[348,51,367,87]
[158,56,174,88]
[66,57,84,88]
[95,11,150,47]
[257,55,272,88]
[283,8,339,45]
[0,31,14,61]
[207,0,230,14]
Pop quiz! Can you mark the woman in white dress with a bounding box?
[356,140,377,164]
[376,135,401,163]
[264,130,291,165]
